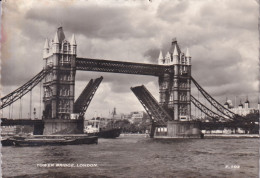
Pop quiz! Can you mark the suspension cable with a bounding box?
[198,90,201,118]
[39,81,42,119]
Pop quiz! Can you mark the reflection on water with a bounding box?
[2,136,259,178]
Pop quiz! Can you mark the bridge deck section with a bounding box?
[76,58,172,76]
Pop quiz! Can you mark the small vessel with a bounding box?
[97,128,121,138]
[10,135,98,147]
[84,116,121,138]
[1,137,16,146]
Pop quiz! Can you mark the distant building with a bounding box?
[84,117,112,131]
[118,111,148,124]
[130,111,145,123]
[1,126,17,135]
[108,107,123,120]
[224,99,259,116]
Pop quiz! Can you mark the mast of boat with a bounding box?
[97,113,100,131]
[94,111,97,129]
[112,107,116,128]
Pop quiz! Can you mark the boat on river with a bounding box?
[3,135,98,147]
[84,118,121,138]
[1,137,16,146]
[85,126,121,138]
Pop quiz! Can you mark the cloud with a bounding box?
[157,0,190,22]
[24,3,159,40]
[143,48,160,63]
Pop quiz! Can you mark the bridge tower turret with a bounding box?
[172,45,179,64]
[43,39,49,58]
[42,27,77,123]
[70,34,77,55]
[185,48,191,65]
[158,50,164,65]
[165,52,171,64]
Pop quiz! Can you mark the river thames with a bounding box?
[1,136,259,177]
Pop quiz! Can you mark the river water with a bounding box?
[1,136,259,178]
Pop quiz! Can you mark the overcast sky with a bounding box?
[1,0,259,119]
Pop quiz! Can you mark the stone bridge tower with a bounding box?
[42,27,80,134]
[42,27,77,120]
[158,39,191,121]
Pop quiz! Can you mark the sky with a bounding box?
[1,0,259,119]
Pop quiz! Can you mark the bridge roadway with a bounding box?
[76,57,173,76]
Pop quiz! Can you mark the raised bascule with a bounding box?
[1,27,243,138]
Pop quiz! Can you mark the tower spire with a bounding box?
[185,48,191,65]
[165,51,171,64]
[158,50,163,65]
[173,45,179,64]
[185,48,191,57]
[70,34,77,55]
[43,38,49,58]
[70,34,76,45]
[53,32,59,44]
[173,45,178,56]
[44,39,49,49]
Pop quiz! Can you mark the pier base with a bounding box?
[33,123,44,135]
[154,121,201,138]
[43,119,84,135]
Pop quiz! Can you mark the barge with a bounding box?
[2,135,98,146]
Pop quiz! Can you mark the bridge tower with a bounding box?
[42,27,81,134]
[157,39,199,138]
[158,38,191,121]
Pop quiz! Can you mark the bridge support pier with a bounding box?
[43,119,84,135]
[33,123,44,135]
[166,121,201,138]
[153,121,201,138]
[149,121,156,138]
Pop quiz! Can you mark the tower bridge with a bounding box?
[1,27,248,137]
